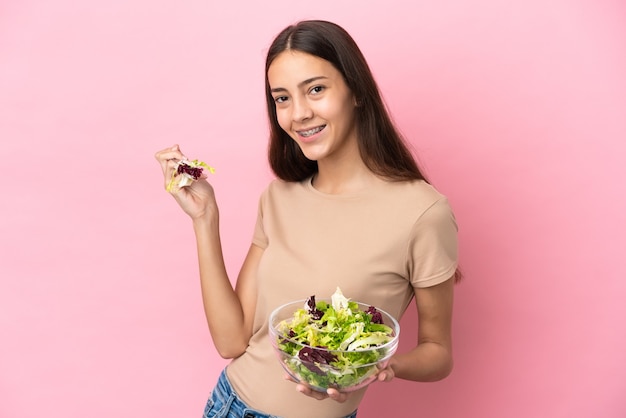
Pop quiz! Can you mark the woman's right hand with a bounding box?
[154,144,217,220]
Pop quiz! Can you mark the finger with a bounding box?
[154,144,182,161]
[377,369,394,383]
[154,146,189,191]
[326,388,348,403]
[296,384,328,401]
[155,145,186,171]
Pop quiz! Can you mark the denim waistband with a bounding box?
[203,369,279,418]
[203,368,357,418]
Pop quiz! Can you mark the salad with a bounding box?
[166,158,215,192]
[273,288,397,391]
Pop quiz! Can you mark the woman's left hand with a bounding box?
[285,363,395,403]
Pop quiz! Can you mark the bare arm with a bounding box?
[155,145,259,359]
[389,276,455,381]
[193,218,262,358]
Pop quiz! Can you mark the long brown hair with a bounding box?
[265,20,427,183]
[265,20,461,282]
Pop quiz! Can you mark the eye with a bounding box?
[309,85,325,95]
[273,95,288,104]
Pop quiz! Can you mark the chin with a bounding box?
[297,145,328,162]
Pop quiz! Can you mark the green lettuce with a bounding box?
[275,288,395,391]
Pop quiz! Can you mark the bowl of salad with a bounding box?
[269,288,400,393]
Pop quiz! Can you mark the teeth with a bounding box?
[299,126,324,137]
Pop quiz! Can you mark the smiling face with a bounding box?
[267,51,358,164]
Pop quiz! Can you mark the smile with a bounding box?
[297,125,326,138]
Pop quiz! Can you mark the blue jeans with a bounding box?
[202,369,358,418]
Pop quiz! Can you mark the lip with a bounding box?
[296,125,326,143]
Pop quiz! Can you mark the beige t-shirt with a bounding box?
[226,177,458,418]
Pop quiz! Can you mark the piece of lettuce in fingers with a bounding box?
[166,159,215,192]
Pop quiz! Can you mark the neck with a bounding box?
[313,157,378,195]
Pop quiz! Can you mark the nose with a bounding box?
[292,96,313,122]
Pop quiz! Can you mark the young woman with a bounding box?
[155,20,459,418]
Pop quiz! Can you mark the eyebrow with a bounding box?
[270,76,329,93]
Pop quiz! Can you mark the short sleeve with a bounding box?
[251,189,269,249]
[407,198,459,288]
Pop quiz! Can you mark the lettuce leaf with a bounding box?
[275,288,395,390]
[166,159,215,192]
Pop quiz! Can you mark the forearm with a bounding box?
[193,215,249,358]
[390,341,453,382]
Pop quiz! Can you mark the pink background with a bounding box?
[1,1,625,417]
